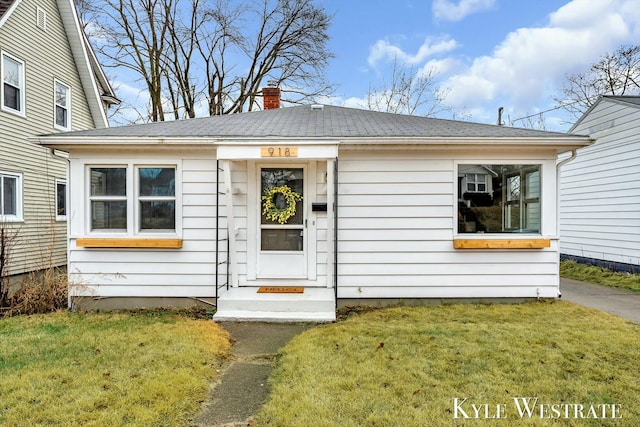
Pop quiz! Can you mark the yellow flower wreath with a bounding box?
[261,185,303,224]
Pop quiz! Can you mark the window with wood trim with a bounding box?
[458,164,541,234]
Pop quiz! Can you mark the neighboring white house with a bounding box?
[560,95,640,273]
[0,0,118,276]
[35,94,591,321]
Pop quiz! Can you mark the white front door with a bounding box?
[257,166,307,278]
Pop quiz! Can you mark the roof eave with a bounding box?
[34,135,593,154]
[56,0,111,128]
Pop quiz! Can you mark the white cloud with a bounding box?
[432,0,495,22]
[368,37,458,67]
[440,0,640,124]
[418,57,460,78]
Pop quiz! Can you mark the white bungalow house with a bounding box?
[1,0,118,278]
[35,90,592,321]
[560,95,640,272]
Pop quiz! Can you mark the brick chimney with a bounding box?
[262,81,280,110]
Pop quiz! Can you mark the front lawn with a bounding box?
[0,310,230,426]
[255,301,640,426]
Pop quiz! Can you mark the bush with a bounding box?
[4,267,68,316]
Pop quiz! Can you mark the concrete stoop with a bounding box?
[213,287,336,322]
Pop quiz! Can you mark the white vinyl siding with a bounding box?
[337,151,560,300]
[561,99,640,266]
[0,0,97,275]
[69,153,219,297]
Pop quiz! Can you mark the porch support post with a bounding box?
[222,160,239,287]
[326,159,335,288]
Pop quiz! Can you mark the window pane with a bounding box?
[3,83,19,111]
[458,164,541,234]
[140,201,175,230]
[55,82,68,106]
[3,56,20,86]
[90,168,126,196]
[56,182,66,216]
[2,176,17,215]
[261,229,303,251]
[91,201,127,230]
[56,105,67,128]
[139,168,175,196]
[261,168,303,225]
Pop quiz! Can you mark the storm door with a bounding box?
[257,167,307,278]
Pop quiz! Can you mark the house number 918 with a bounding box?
[261,146,298,157]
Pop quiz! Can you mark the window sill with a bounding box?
[453,239,551,249]
[76,238,182,249]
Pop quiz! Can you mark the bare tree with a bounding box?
[85,0,173,122]
[0,224,20,308]
[366,56,449,117]
[81,0,335,121]
[555,44,640,120]
[508,111,547,130]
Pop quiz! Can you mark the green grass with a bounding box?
[561,260,640,292]
[255,301,640,426]
[0,310,231,426]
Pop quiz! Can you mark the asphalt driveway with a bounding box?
[560,278,640,323]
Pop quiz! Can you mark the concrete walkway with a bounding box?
[560,278,640,323]
[193,322,316,427]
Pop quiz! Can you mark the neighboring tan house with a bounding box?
[0,0,118,277]
[560,95,640,273]
[36,88,591,321]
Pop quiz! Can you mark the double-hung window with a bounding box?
[88,165,176,233]
[138,167,175,231]
[54,80,71,130]
[90,167,127,231]
[2,52,25,115]
[458,164,541,234]
[0,172,22,221]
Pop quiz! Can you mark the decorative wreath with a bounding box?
[262,185,302,224]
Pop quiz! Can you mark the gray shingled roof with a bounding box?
[51,104,584,139]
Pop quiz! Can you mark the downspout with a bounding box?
[334,158,338,312]
[49,149,73,310]
[555,149,577,299]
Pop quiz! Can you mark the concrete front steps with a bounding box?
[213,287,336,322]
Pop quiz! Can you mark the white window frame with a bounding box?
[1,51,26,116]
[55,179,67,221]
[0,171,23,222]
[54,80,71,131]
[456,162,542,236]
[466,173,487,192]
[86,164,180,237]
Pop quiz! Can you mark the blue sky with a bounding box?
[107,0,640,130]
[314,0,640,130]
